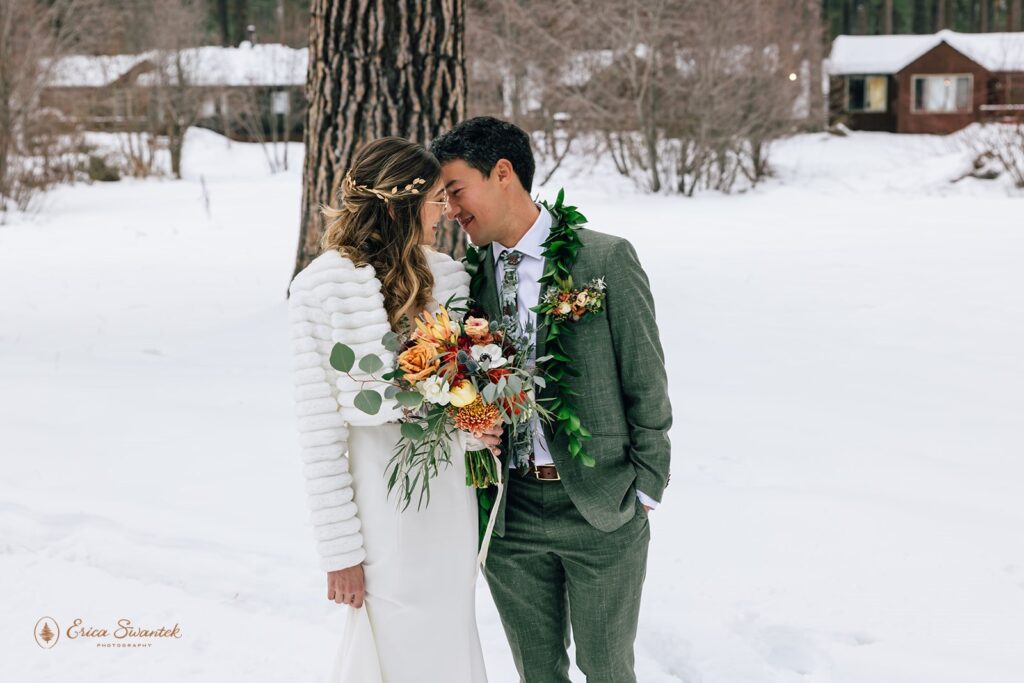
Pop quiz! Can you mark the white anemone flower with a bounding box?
[470,343,507,369]
[418,376,452,405]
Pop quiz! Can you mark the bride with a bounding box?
[288,137,499,682]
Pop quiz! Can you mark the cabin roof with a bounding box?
[46,43,307,88]
[827,30,1024,75]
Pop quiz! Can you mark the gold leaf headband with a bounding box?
[342,172,427,206]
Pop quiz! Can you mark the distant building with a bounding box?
[826,30,1024,134]
[41,43,307,142]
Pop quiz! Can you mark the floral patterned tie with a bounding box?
[497,249,533,469]
[498,249,524,338]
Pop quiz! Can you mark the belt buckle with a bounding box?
[533,465,560,481]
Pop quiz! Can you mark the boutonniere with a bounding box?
[537,275,607,323]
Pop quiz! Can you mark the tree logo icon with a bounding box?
[34,617,60,649]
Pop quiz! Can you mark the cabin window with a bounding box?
[199,96,217,118]
[848,75,887,113]
[271,90,290,115]
[911,74,972,113]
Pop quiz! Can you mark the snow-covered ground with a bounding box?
[2,128,1022,682]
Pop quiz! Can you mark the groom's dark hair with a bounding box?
[430,116,535,193]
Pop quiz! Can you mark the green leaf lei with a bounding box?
[531,188,596,468]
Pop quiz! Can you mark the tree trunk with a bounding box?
[0,102,10,207]
[217,0,230,46]
[232,0,248,45]
[276,0,286,46]
[935,0,946,30]
[1011,0,1023,30]
[912,0,929,33]
[980,0,990,31]
[855,0,868,33]
[294,0,467,279]
[169,126,184,179]
[883,0,894,33]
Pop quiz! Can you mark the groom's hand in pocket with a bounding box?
[327,564,365,608]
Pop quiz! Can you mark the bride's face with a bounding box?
[418,180,447,245]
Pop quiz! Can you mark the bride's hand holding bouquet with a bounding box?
[329,298,549,510]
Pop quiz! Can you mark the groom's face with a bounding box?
[440,159,505,246]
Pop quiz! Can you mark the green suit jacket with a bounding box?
[468,223,672,537]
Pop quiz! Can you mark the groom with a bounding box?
[431,117,672,683]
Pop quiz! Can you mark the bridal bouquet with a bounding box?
[329,299,548,510]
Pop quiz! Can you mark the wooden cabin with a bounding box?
[827,30,1024,134]
[41,43,307,142]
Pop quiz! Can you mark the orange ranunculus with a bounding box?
[398,342,440,382]
[463,316,493,344]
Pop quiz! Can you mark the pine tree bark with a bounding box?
[883,0,894,33]
[1011,0,1023,31]
[294,0,467,278]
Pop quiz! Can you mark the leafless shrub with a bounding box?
[0,0,98,212]
[228,81,303,173]
[467,0,824,195]
[961,122,1024,188]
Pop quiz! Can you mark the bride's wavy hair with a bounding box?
[321,137,439,330]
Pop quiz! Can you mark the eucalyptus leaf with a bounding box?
[384,385,400,399]
[482,383,498,403]
[329,343,355,373]
[396,391,424,408]
[354,390,382,415]
[359,354,384,374]
[382,331,401,352]
[400,421,425,440]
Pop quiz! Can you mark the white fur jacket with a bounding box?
[288,247,470,571]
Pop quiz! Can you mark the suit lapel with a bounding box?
[470,244,501,321]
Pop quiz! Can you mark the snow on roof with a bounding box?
[827,30,1024,75]
[45,54,147,87]
[47,43,307,88]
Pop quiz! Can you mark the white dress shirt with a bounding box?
[492,205,658,510]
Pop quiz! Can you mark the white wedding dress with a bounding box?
[329,423,488,683]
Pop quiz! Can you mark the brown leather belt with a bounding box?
[519,464,560,481]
